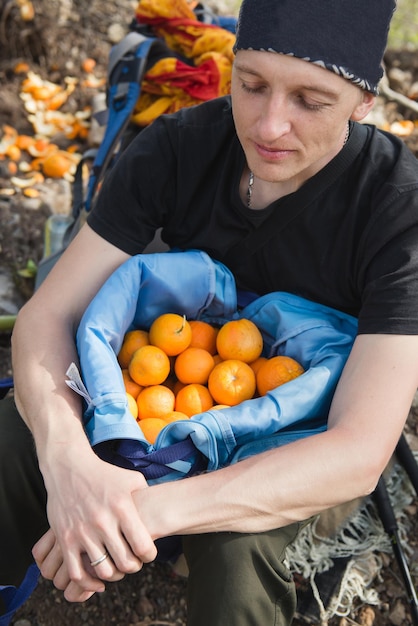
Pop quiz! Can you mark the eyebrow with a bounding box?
[234,61,341,100]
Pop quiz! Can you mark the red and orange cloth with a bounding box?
[132,0,235,126]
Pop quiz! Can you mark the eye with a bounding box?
[240,81,266,95]
[297,95,328,111]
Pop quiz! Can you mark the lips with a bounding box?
[255,141,294,160]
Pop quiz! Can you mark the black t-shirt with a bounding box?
[88,96,418,335]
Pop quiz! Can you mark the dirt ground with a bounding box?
[1,1,418,625]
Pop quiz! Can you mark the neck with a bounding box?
[244,121,351,210]
[243,170,299,209]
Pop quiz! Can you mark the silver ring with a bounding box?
[90,552,109,567]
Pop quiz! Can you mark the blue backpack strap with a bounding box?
[84,33,158,212]
[0,378,13,400]
[193,3,237,32]
[0,563,40,626]
[216,16,237,32]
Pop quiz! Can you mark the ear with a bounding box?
[350,91,376,121]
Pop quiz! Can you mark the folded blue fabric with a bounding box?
[75,249,358,481]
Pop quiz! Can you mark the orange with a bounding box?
[5,144,21,161]
[121,369,143,399]
[15,134,35,151]
[249,356,268,376]
[149,313,192,356]
[163,410,190,423]
[256,355,304,396]
[174,347,215,384]
[175,383,214,417]
[118,329,149,369]
[138,418,167,445]
[30,138,50,156]
[81,57,96,73]
[126,392,138,419]
[208,359,256,406]
[189,320,219,355]
[216,318,263,363]
[136,385,175,421]
[41,151,73,178]
[128,344,170,386]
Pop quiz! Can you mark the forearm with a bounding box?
[11,297,92,469]
[11,224,130,462]
[137,427,381,539]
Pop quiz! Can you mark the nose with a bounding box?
[256,96,292,142]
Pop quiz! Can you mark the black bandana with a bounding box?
[234,0,396,94]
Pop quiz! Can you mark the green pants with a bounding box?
[183,528,299,625]
[0,396,300,625]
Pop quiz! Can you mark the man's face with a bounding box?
[231,50,374,190]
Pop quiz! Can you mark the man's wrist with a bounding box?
[134,482,177,541]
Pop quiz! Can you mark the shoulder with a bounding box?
[174,95,233,128]
[126,95,236,159]
[148,95,239,164]
[156,96,235,142]
[357,123,418,184]
[346,123,418,222]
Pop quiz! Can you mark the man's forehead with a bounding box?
[233,51,346,96]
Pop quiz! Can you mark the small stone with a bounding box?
[388,599,406,626]
[357,605,375,626]
[136,593,154,617]
[108,23,126,44]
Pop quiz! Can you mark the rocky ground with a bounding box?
[1,1,418,625]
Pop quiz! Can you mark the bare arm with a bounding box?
[137,333,418,536]
[12,224,157,594]
[13,224,127,446]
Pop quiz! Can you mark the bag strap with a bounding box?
[0,563,40,626]
[94,437,207,480]
[84,33,163,212]
[0,378,13,400]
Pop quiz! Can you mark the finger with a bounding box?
[63,580,98,603]
[85,537,141,580]
[120,516,158,564]
[81,513,146,576]
[87,548,120,581]
[52,562,71,591]
[63,548,106,593]
[32,528,55,566]
[36,541,64,581]
[82,552,125,583]
[53,554,124,591]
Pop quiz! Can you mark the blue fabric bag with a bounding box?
[70,249,358,480]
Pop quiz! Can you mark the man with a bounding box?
[2,0,418,624]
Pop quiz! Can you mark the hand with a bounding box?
[33,528,115,602]
[37,445,157,600]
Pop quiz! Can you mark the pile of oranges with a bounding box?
[117,313,304,444]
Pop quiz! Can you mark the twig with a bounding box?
[380,74,418,115]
